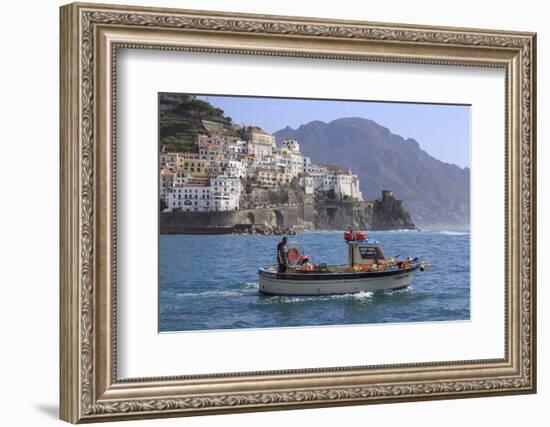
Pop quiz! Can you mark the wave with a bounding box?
[259,291,374,304]
[350,291,375,300]
[167,281,259,299]
[383,286,413,295]
[168,285,411,301]
[174,290,244,298]
[435,230,470,236]
[242,282,259,289]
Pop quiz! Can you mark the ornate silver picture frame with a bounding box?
[60,2,536,423]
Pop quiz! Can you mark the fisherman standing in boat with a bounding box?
[277,236,288,273]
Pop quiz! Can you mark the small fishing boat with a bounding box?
[258,231,431,296]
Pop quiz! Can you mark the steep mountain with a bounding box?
[275,117,469,229]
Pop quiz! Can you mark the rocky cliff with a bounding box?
[313,191,415,231]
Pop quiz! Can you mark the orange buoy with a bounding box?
[287,247,300,263]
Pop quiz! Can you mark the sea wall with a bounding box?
[160,191,414,234]
[161,204,316,234]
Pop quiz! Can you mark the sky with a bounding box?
[198,95,471,169]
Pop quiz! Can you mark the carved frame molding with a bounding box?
[60,2,536,423]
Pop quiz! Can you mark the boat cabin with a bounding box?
[347,239,387,267]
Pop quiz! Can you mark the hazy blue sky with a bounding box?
[198,95,470,168]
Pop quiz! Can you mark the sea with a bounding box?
[159,230,470,332]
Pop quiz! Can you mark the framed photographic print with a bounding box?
[60,2,537,423]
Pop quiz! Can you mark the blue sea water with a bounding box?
[159,230,470,332]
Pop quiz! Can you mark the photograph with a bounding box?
[158,94,471,332]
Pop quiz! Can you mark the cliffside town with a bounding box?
[159,95,415,234]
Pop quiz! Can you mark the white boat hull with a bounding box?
[259,268,416,296]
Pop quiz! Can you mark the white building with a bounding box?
[166,175,241,212]
[217,159,246,178]
[276,152,303,178]
[322,170,363,201]
[299,173,314,195]
[160,169,175,201]
[303,163,328,190]
[288,152,304,177]
[247,141,273,159]
[167,184,212,212]
[199,144,224,162]
[303,156,311,170]
[211,176,241,211]
[226,139,248,156]
[305,162,327,176]
[256,154,276,166]
[239,154,258,178]
[282,139,300,152]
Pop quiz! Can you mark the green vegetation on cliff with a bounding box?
[159,93,239,152]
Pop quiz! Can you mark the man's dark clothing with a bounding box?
[277,241,287,273]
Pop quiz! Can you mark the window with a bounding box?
[358,246,383,260]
